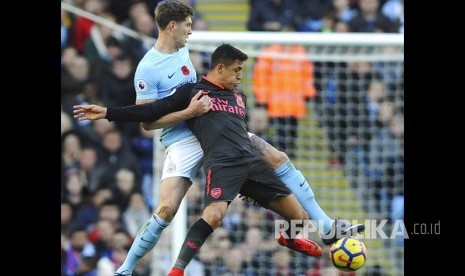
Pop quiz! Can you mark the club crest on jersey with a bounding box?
[235,93,245,108]
[136,79,148,93]
[166,162,176,173]
[211,188,222,198]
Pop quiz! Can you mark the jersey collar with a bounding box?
[202,76,225,89]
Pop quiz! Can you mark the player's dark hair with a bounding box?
[155,0,194,30]
[210,43,248,70]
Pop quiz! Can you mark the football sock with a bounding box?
[173,218,213,270]
[116,214,169,274]
[274,160,333,234]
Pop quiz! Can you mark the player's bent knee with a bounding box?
[155,204,176,222]
[276,150,289,166]
[203,214,222,229]
[202,203,227,229]
[141,122,152,131]
[268,150,288,169]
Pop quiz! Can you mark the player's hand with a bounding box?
[187,90,212,117]
[73,104,108,121]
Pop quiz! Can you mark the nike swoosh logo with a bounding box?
[140,236,155,243]
[309,240,320,251]
[168,71,176,78]
[299,181,305,187]
[342,224,365,235]
[338,255,354,264]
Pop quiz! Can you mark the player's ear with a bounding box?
[217,64,224,74]
[169,20,176,31]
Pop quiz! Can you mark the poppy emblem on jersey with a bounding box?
[136,79,148,93]
[211,188,222,198]
[235,93,245,108]
[181,65,190,75]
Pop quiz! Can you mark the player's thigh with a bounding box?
[267,194,307,221]
[240,177,290,209]
[248,132,287,169]
[162,135,204,182]
[240,160,291,209]
[240,176,306,221]
[156,176,192,221]
[159,176,192,206]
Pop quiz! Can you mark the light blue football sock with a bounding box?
[274,160,333,234]
[116,214,169,274]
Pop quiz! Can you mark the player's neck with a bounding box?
[154,35,179,54]
[203,75,225,89]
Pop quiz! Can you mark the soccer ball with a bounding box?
[329,237,367,272]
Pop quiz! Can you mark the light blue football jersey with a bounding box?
[134,46,197,147]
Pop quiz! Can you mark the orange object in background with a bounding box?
[252,44,316,119]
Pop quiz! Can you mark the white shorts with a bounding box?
[161,135,204,182]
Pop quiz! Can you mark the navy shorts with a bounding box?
[203,156,291,209]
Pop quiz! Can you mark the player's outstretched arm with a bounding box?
[141,90,212,130]
[73,104,108,121]
[73,89,200,123]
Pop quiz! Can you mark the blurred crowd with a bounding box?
[246,0,403,34]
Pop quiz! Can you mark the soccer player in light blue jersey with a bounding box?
[134,36,198,148]
[114,2,212,275]
[114,1,362,275]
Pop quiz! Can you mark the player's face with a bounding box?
[221,60,243,90]
[173,16,193,49]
